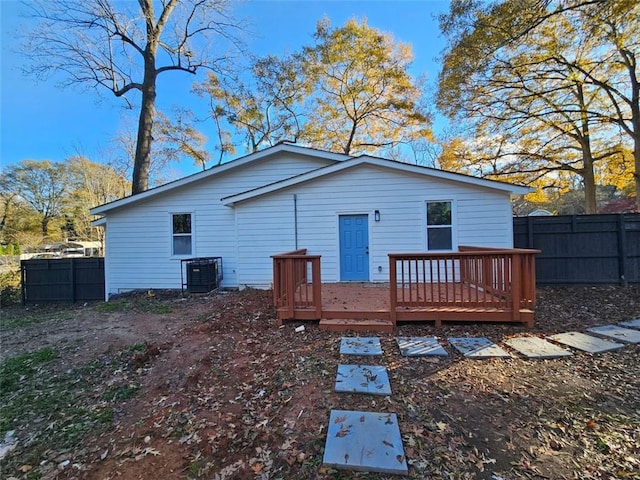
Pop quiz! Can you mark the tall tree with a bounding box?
[24,0,243,194]
[2,160,69,237]
[301,18,432,156]
[197,18,432,160]
[565,0,640,210]
[437,0,639,212]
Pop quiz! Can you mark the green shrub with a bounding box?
[0,269,21,307]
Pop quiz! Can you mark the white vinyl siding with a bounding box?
[102,153,334,296]
[100,151,518,296]
[234,164,514,286]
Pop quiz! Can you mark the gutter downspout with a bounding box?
[294,194,298,249]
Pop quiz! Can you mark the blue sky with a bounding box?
[1,0,450,177]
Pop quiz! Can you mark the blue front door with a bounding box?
[339,214,369,281]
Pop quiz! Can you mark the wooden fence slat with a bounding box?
[513,213,640,284]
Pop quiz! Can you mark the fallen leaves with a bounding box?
[1,287,639,480]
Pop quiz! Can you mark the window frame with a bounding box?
[425,199,456,251]
[170,212,194,258]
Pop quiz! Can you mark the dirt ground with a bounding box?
[1,285,639,479]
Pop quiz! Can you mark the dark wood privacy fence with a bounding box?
[513,214,640,285]
[21,257,105,304]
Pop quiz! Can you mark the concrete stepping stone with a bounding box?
[396,337,448,357]
[448,337,511,358]
[335,365,391,395]
[504,336,572,359]
[621,319,640,329]
[340,337,382,356]
[587,325,640,344]
[323,410,408,475]
[548,331,625,353]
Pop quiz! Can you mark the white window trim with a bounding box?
[170,212,195,258]
[424,199,457,252]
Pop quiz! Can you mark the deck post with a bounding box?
[312,256,322,318]
[285,258,295,319]
[389,255,397,325]
[511,253,522,322]
[272,259,281,306]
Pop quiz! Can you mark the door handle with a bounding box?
[366,246,369,255]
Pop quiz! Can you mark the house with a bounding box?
[91,143,530,300]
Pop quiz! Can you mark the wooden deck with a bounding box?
[272,247,539,331]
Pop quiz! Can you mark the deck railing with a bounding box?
[389,246,538,324]
[272,249,321,321]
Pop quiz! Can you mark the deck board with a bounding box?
[318,283,505,312]
[279,282,532,327]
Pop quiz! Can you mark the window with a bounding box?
[172,213,192,256]
[426,201,452,250]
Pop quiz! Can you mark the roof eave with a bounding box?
[90,143,351,215]
[223,156,534,205]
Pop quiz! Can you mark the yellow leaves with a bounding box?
[437,137,472,173]
[301,17,430,155]
[524,190,547,204]
[437,0,640,209]
[435,421,448,432]
[597,148,635,194]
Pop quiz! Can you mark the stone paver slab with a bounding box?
[621,319,640,329]
[323,410,408,475]
[548,331,624,353]
[447,337,511,358]
[340,337,382,356]
[587,325,640,344]
[395,337,448,357]
[505,336,573,359]
[335,365,391,395]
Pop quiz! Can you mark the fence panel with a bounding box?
[21,258,105,304]
[513,214,640,284]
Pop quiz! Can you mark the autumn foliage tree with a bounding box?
[299,18,432,156]
[1,158,128,245]
[2,160,69,237]
[437,0,639,212]
[199,18,432,160]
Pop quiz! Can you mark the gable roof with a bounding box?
[221,154,532,206]
[90,142,351,215]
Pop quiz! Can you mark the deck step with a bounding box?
[319,318,394,333]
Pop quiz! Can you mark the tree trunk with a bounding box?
[132,51,157,194]
[634,139,640,212]
[344,120,357,155]
[577,83,597,214]
[41,216,49,237]
[622,47,640,211]
[582,151,597,214]
[631,85,640,212]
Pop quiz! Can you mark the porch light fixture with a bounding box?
[374,210,381,222]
